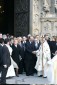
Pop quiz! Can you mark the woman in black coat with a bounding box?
[11,38,20,76]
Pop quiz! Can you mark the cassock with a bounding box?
[35,40,51,77]
[47,54,57,84]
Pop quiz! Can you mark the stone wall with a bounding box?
[31,0,57,36]
[30,0,41,36]
[14,0,57,36]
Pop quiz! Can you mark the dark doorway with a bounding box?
[14,0,30,37]
[0,0,30,36]
[0,0,14,35]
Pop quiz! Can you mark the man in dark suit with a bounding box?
[18,37,26,74]
[0,38,4,72]
[18,41,24,74]
[25,36,35,76]
[0,38,11,84]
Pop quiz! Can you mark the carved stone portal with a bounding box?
[32,0,57,36]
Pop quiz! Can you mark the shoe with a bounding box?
[30,74,34,76]
[43,77,47,78]
[16,74,19,77]
[26,74,30,76]
[38,75,43,77]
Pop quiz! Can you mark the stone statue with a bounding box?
[55,0,57,14]
[43,0,50,12]
[55,0,57,9]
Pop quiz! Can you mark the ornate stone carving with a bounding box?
[43,0,50,12]
[55,0,57,9]
[53,22,57,35]
[41,21,51,35]
[32,0,40,35]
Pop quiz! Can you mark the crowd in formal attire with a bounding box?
[0,33,57,84]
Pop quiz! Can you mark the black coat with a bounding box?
[11,44,20,66]
[2,45,11,67]
[0,44,3,66]
[50,41,56,58]
[34,41,41,51]
[18,43,25,59]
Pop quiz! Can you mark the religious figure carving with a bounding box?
[43,0,50,12]
[55,0,57,9]
[42,21,51,34]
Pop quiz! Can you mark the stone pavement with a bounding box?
[6,74,50,84]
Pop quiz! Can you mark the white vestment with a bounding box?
[47,54,57,84]
[5,45,16,77]
[6,64,16,77]
[35,40,51,77]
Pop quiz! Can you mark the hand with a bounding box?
[32,51,36,54]
[3,65,7,68]
[55,51,57,55]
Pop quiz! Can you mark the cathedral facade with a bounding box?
[14,0,57,37]
[29,0,57,37]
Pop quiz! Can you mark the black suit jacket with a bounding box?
[25,41,35,60]
[0,44,3,66]
[18,42,25,59]
[50,41,56,58]
[2,45,11,67]
[34,41,41,51]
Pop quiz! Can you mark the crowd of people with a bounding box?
[0,33,57,84]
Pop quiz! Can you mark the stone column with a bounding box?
[29,0,33,35]
[55,0,57,9]
[29,0,40,36]
[55,0,57,14]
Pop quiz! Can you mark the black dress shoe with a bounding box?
[26,74,30,76]
[38,75,43,77]
[16,74,19,77]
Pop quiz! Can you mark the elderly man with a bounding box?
[32,36,51,78]
[0,39,11,84]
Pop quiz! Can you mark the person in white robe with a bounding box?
[32,36,51,77]
[5,44,16,77]
[47,52,57,84]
